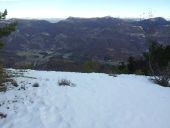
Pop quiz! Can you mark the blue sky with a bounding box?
[0,0,169,18]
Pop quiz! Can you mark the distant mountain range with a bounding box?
[1,17,170,70]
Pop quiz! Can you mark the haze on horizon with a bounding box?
[0,0,170,19]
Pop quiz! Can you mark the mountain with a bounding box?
[134,17,170,45]
[1,17,170,70]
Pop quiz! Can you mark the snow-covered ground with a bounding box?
[0,69,170,128]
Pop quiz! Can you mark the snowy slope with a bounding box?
[0,69,170,128]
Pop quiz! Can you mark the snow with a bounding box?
[0,69,170,128]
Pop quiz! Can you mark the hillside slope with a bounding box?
[0,69,170,128]
[1,17,170,69]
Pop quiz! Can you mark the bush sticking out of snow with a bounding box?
[109,74,117,77]
[0,112,7,119]
[10,79,18,87]
[18,85,26,90]
[32,83,39,87]
[58,79,72,86]
[153,78,170,87]
[0,85,7,92]
[6,70,24,78]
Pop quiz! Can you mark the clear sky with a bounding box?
[0,0,170,19]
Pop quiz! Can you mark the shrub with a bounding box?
[58,79,71,86]
[0,64,6,85]
[112,62,128,74]
[127,56,137,74]
[10,79,18,87]
[83,61,99,73]
[0,64,8,92]
[0,85,7,92]
[0,112,7,119]
[146,41,170,87]
[118,62,128,74]
[135,69,144,75]
[32,83,39,87]
[153,78,169,87]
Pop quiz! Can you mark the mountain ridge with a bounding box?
[1,17,170,70]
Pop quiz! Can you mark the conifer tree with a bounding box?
[0,9,16,48]
[0,9,16,87]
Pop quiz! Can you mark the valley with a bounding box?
[1,17,170,71]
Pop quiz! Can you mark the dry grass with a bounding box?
[58,79,71,86]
